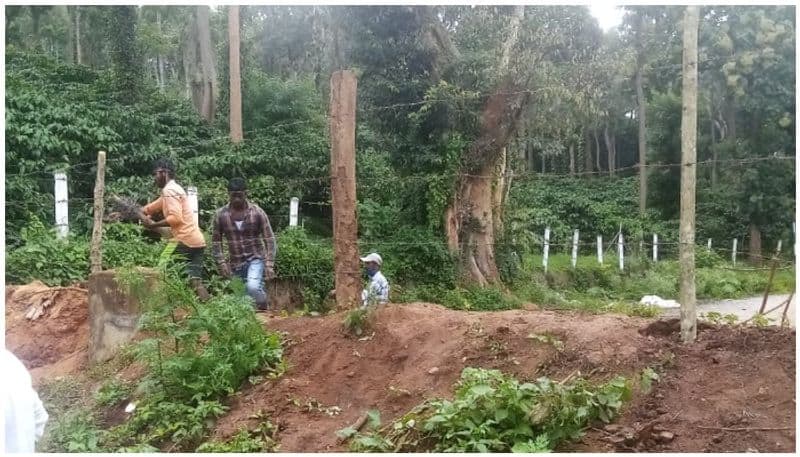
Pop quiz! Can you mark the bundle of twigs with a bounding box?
[106,194,146,223]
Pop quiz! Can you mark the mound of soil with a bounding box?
[215,304,795,453]
[5,282,90,381]
[571,324,796,453]
[4,287,794,453]
[213,304,666,451]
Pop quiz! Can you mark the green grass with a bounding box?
[398,252,794,317]
[518,253,794,302]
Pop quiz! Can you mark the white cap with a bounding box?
[359,253,382,266]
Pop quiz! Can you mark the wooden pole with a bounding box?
[228,5,243,143]
[329,70,359,310]
[758,246,783,314]
[90,151,107,273]
[679,5,699,343]
[780,286,795,327]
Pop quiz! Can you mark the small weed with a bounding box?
[343,307,370,336]
[604,301,662,318]
[639,367,660,394]
[94,379,133,407]
[527,332,566,351]
[723,313,739,325]
[749,313,774,328]
[195,421,279,453]
[39,409,104,453]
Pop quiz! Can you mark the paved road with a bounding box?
[662,293,795,327]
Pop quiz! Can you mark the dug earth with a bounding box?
[5,282,796,452]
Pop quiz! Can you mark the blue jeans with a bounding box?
[233,259,268,309]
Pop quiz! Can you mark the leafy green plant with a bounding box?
[527,333,565,351]
[342,368,631,452]
[639,367,660,394]
[96,269,284,451]
[94,379,133,407]
[39,410,104,453]
[343,308,371,336]
[749,313,773,328]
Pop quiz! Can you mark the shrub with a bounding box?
[274,227,334,311]
[343,367,631,452]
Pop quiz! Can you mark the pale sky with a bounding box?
[589,4,625,32]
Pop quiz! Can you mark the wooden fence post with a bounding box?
[90,151,107,273]
[330,70,360,310]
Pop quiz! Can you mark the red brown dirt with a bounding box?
[4,286,795,453]
[213,304,665,451]
[5,282,90,382]
[568,320,796,453]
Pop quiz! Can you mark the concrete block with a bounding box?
[88,268,157,363]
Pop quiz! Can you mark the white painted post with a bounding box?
[653,233,658,262]
[707,238,712,251]
[543,227,550,273]
[54,172,68,239]
[571,229,579,268]
[793,222,796,259]
[618,231,624,271]
[732,238,738,266]
[776,240,782,255]
[597,235,603,264]
[289,197,299,227]
[186,186,199,227]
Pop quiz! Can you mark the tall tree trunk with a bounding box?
[724,95,736,139]
[74,6,82,64]
[493,147,507,234]
[636,14,648,215]
[445,5,527,286]
[228,5,243,143]
[604,126,615,176]
[709,104,717,189]
[196,5,217,123]
[748,223,763,265]
[594,129,601,172]
[541,151,546,174]
[568,143,575,176]
[584,128,593,173]
[679,5,699,344]
[157,11,165,92]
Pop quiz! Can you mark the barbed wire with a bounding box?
[6,154,794,182]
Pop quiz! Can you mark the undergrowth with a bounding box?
[339,367,631,452]
[37,267,284,452]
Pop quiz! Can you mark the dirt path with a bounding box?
[663,294,795,327]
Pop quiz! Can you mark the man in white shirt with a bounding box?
[360,253,389,308]
[2,349,49,453]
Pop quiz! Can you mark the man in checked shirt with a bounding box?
[212,177,277,311]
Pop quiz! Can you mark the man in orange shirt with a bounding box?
[141,159,210,301]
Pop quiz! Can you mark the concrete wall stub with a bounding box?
[88,268,158,363]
